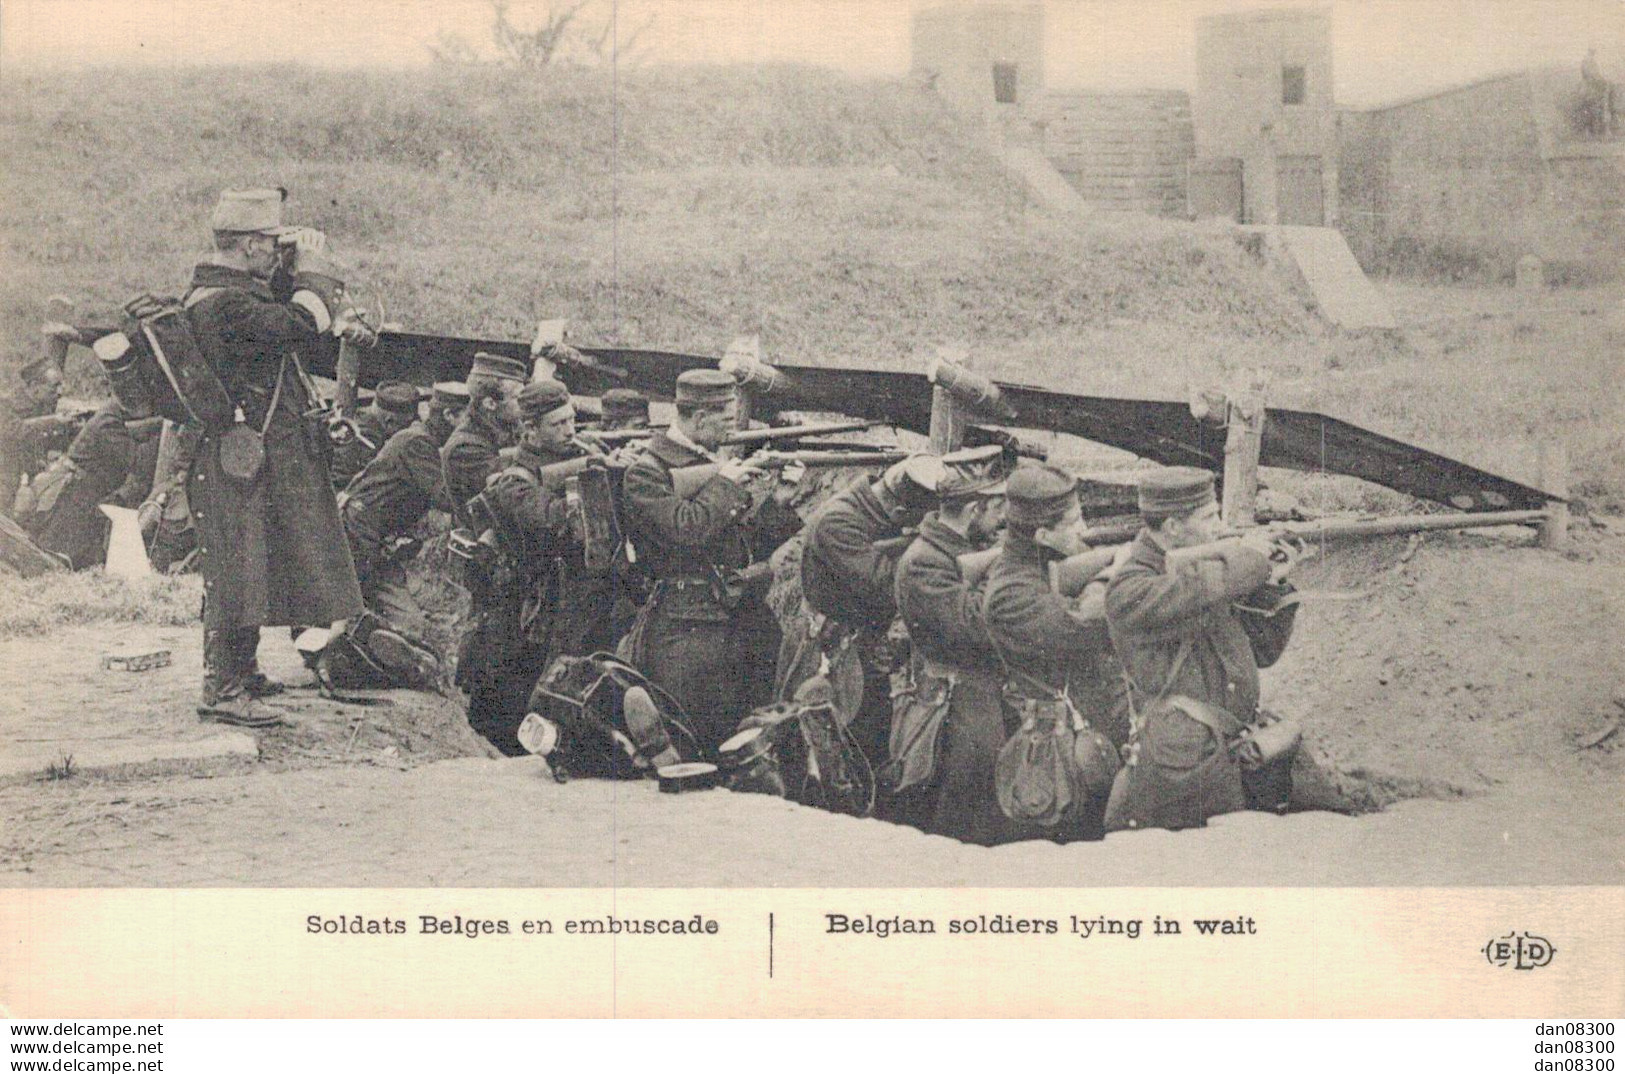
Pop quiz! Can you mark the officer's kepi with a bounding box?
[1005,463,1078,527]
[1137,466,1216,514]
[516,378,573,423]
[673,369,737,406]
[937,444,1010,498]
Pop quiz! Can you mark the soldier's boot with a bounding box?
[198,627,284,727]
[231,627,286,698]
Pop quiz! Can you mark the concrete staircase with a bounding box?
[1036,90,1194,216]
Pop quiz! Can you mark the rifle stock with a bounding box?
[1048,544,1122,597]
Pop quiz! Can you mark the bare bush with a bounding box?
[428,0,654,71]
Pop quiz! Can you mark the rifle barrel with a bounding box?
[756,449,905,467]
[726,419,881,446]
[1085,509,1552,550]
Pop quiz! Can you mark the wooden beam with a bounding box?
[1537,441,1569,550]
[1221,370,1267,528]
[927,345,972,453]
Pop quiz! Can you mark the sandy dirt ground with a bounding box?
[1,525,1620,888]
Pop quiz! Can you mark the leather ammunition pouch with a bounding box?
[880,660,956,794]
[728,680,876,817]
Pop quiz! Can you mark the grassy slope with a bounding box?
[0,65,1315,373]
[0,63,1620,507]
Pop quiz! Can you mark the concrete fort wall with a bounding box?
[1193,8,1337,226]
[1339,69,1624,281]
[1037,90,1194,217]
[911,2,1046,120]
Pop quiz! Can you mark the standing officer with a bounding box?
[441,353,526,526]
[460,378,616,753]
[620,368,785,751]
[329,381,423,490]
[982,463,1130,840]
[337,381,468,674]
[891,446,1014,844]
[185,187,372,726]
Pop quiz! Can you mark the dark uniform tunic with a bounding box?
[893,514,1023,846]
[28,402,135,569]
[982,532,1131,840]
[1104,532,1272,722]
[340,420,449,642]
[621,431,779,752]
[182,262,363,700]
[330,403,413,491]
[1104,531,1293,814]
[791,479,908,765]
[460,438,617,754]
[441,412,506,527]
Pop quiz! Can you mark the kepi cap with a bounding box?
[467,352,528,384]
[1006,463,1078,527]
[431,381,470,408]
[601,388,650,421]
[1137,466,1216,515]
[372,381,423,416]
[209,187,298,235]
[674,368,737,406]
[880,453,944,512]
[516,378,573,421]
[937,444,1010,498]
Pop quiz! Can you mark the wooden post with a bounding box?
[928,345,971,454]
[42,295,75,371]
[1221,370,1267,529]
[723,336,761,430]
[1537,440,1569,550]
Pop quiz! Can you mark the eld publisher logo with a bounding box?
[1483,931,1556,970]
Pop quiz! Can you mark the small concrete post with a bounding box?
[928,345,971,454]
[1537,440,1569,550]
[1221,370,1268,529]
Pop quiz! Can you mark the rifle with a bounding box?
[670,448,908,498]
[593,418,882,448]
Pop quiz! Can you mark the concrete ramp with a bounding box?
[993,142,1093,215]
[1273,225,1397,330]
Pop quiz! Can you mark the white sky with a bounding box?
[1,0,1620,107]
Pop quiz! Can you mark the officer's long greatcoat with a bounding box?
[183,263,363,631]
